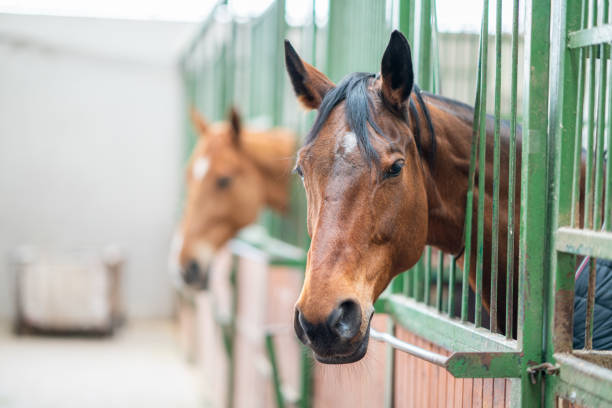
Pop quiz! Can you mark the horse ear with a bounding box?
[284,40,334,110]
[190,107,208,137]
[228,107,241,147]
[381,30,414,110]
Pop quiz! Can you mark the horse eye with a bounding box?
[216,176,232,189]
[385,160,404,179]
[294,166,304,178]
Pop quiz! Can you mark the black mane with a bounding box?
[306,72,436,167]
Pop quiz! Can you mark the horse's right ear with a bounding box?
[284,40,334,110]
[381,30,414,110]
[190,107,208,137]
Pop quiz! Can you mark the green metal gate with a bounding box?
[546,0,612,405]
[180,0,612,406]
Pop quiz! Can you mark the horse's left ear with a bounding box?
[381,30,414,110]
[228,107,241,147]
[190,107,209,137]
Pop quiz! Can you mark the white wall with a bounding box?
[0,14,195,318]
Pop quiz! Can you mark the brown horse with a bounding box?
[170,108,296,288]
[284,30,521,363]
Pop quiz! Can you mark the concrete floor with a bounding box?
[0,320,206,408]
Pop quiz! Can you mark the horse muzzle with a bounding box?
[294,300,372,364]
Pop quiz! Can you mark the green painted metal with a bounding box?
[447,256,457,318]
[436,250,443,312]
[517,0,551,404]
[555,227,612,258]
[490,0,503,334]
[180,0,612,405]
[546,0,612,405]
[568,24,612,48]
[265,333,286,408]
[424,246,432,305]
[505,0,519,341]
[445,351,522,378]
[474,0,489,329]
[376,295,516,353]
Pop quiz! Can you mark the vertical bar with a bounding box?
[424,246,432,305]
[299,345,312,408]
[570,0,589,228]
[593,0,609,230]
[404,264,413,296]
[490,0,503,334]
[506,0,520,340]
[605,44,612,232]
[585,259,597,349]
[584,0,598,229]
[416,0,434,91]
[436,250,444,312]
[448,257,457,317]
[475,0,490,328]
[265,334,287,408]
[518,0,550,404]
[413,257,425,302]
[544,0,582,402]
[461,35,483,322]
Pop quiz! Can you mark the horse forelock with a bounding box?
[305,72,436,168]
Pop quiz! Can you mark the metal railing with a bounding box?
[180,0,612,406]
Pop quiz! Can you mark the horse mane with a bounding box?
[306,72,436,167]
[242,127,295,178]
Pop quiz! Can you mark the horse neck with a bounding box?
[410,95,479,255]
[242,128,295,212]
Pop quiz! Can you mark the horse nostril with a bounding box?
[328,300,362,341]
[183,260,200,284]
[294,308,309,344]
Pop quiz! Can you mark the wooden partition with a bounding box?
[393,327,512,408]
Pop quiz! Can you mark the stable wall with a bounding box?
[0,13,196,318]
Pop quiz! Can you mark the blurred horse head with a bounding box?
[171,107,295,288]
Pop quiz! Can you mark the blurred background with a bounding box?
[0,0,522,407]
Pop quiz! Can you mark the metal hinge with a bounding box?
[526,362,560,384]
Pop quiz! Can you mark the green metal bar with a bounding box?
[568,24,612,48]
[584,0,598,229]
[543,0,581,404]
[383,319,395,408]
[570,0,590,228]
[555,227,612,258]
[413,257,425,302]
[461,11,485,323]
[424,246,432,305]
[445,351,522,378]
[436,250,443,312]
[490,0,503,334]
[593,0,610,231]
[370,328,522,378]
[475,0,489,328]
[505,0,520,340]
[448,256,457,317]
[605,43,612,233]
[265,333,287,408]
[554,353,612,404]
[585,258,597,349]
[416,0,434,91]
[227,254,238,408]
[399,0,417,47]
[404,264,413,296]
[375,295,517,353]
[299,345,312,408]
[518,0,550,404]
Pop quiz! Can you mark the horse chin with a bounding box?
[313,333,370,364]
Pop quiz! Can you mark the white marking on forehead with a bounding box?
[342,131,357,153]
[192,156,210,181]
